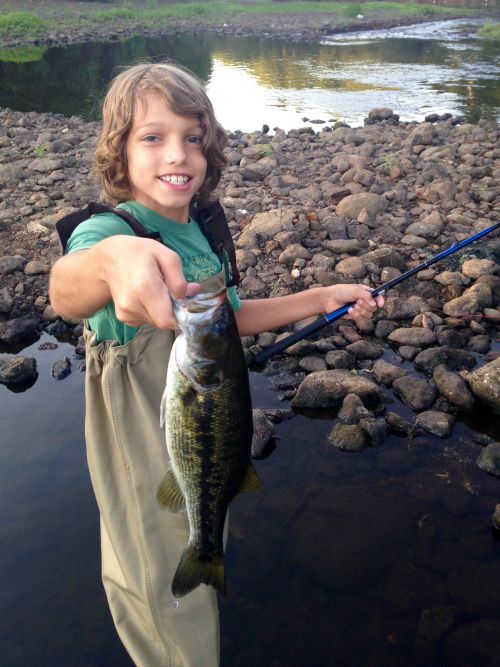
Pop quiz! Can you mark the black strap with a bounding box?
[56,200,239,286]
[55,202,161,252]
[194,200,240,287]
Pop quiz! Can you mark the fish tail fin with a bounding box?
[172,546,226,598]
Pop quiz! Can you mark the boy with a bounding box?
[49,63,383,667]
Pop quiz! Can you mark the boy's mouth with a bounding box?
[159,174,191,185]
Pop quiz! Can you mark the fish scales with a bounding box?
[158,280,260,598]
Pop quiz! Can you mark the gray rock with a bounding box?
[345,340,383,360]
[467,357,500,414]
[51,355,72,380]
[251,408,275,459]
[0,255,26,275]
[328,423,368,451]
[477,443,500,478]
[388,327,436,347]
[338,393,372,424]
[335,256,366,278]
[372,359,407,386]
[0,356,37,384]
[298,356,327,373]
[291,369,381,409]
[432,364,474,411]
[461,258,497,279]
[335,193,387,220]
[324,350,356,370]
[0,316,38,344]
[383,297,424,320]
[392,375,438,411]
[359,417,387,446]
[415,410,455,438]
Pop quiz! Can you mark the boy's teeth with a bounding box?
[161,175,189,184]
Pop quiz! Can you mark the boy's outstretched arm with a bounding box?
[49,235,198,329]
[234,284,384,337]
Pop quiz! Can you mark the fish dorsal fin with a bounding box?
[157,468,186,512]
[239,464,261,494]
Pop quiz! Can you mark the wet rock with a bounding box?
[0,356,37,384]
[291,369,381,410]
[467,357,500,414]
[371,359,406,386]
[388,327,436,347]
[251,408,276,459]
[345,340,383,360]
[0,316,39,344]
[328,423,368,451]
[392,375,437,411]
[298,356,327,373]
[338,393,372,423]
[359,417,387,446]
[432,364,474,411]
[492,504,500,531]
[415,410,455,438]
[0,287,14,314]
[383,297,424,320]
[385,411,414,436]
[477,443,500,478]
[51,355,72,380]
[324,350,356,370]
[417,606,457,643]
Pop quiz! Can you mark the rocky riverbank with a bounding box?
[0,0,493,50]
[0,106,499,457]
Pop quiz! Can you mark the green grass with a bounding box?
[0,44,48,62]
[0,1,481,37]
[477,21,500,40]
[0,11,48,38]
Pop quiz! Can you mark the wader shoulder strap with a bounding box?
[55,202,161,253]
[194,200,240,288]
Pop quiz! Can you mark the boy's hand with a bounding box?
[323,284,384,323]
[100,236,199,329]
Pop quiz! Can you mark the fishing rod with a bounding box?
[253,220,500,365]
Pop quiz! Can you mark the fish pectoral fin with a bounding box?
[156,468,186,512]
[238,464,262,494]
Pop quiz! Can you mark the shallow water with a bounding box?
[1,332,499,666]
[0,19,498,130]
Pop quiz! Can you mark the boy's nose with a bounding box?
[164,139,187,164]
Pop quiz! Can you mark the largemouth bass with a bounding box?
[158,279,259,598]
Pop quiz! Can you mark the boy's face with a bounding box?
[125,92,208,223]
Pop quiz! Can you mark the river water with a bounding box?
[1,16,500,667]
[0,18,498,130]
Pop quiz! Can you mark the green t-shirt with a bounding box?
[66,201,241,344]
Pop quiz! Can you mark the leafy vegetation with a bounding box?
[0,44,48,63]
[477,21,500,40]
[0,11,48,38]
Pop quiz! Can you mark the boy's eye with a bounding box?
[188,135,203,145]
[143,135,160,143]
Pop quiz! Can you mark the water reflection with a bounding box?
[0,19,498,129]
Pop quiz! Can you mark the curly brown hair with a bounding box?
[95,62,227,206]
